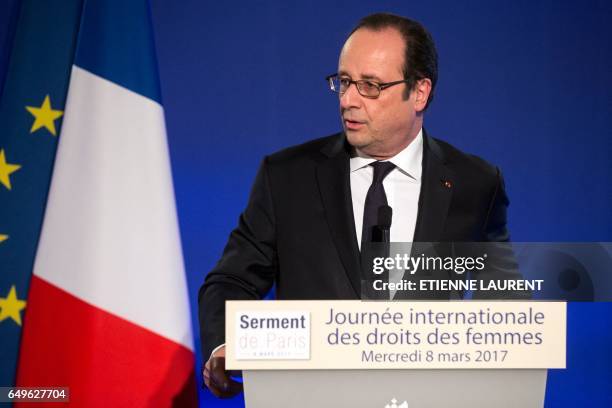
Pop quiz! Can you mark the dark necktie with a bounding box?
[361,161,396,246]
[360,161,395,300]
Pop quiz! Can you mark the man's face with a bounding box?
[338,28,423,158]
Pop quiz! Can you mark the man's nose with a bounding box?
[339,82,362,110]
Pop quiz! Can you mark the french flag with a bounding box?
[16,1,196,406]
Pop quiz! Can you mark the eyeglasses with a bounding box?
[325,74,410,99]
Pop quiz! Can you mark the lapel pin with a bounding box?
[441,179,452,189]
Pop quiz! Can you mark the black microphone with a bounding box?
[378,205,393,243]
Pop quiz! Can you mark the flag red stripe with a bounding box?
[16,276,196,407]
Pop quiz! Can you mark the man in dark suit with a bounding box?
[200,13,512,397]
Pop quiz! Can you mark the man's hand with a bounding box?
[203,345,243,398]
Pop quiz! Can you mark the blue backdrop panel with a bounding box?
[148,1,612,406]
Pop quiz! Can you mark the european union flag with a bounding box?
[0,0,82,387]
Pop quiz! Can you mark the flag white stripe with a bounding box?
[33,66,193,350]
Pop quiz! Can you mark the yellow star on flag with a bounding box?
[0,234,8,243]
[25,94,63,136]
[0,285,27,326]
[0,149,21,190]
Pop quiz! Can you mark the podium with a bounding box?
[243,369,547,408]
[227,300,564,408]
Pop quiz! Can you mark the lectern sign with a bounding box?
[234,311,310,360]
[226,301,566,370]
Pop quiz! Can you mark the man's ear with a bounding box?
[413,78,432,112]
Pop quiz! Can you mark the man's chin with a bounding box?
[344,133,389,158]
[344,130,370,148]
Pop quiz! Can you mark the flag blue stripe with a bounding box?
[74,0,161,104]
[0,0,82,387]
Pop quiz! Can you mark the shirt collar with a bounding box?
[349,128,423,181]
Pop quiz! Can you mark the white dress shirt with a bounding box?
[350,128,423,249]
[350,129,423,299]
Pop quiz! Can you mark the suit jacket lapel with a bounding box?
[316,134,362,297]
[413,132,454,243]
[314,131,454,297]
